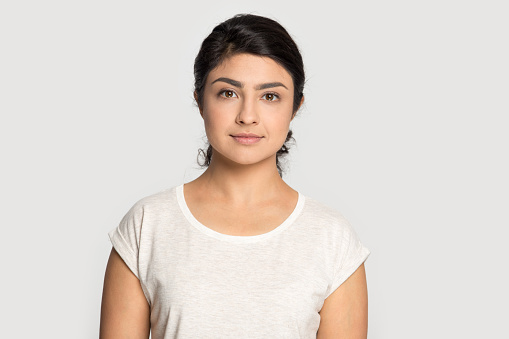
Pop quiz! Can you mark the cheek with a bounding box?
[203,114,221,137]
[202,104,230,140]
[266,114,292,141]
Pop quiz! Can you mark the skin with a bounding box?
[317,263,368,338]
[100,248,150,338]
[99,53,368,338]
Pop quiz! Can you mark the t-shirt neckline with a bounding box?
[175,183,305,243]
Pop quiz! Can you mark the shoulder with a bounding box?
[116,186,178,232]
[125,186,176,214]
[113,185,178,237]
[298,195,366,257]
[300,196,354,233]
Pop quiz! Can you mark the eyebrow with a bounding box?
[211,77,288,90]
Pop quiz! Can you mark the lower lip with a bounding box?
[232,136,262,145]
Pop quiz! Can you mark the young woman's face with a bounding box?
[198,53,298,168]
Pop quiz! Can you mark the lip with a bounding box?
[230,133,263,145]
[231,133,262,138]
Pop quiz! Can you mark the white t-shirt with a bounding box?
[108,184,370,339]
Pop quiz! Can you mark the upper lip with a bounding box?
[231,133,262,138]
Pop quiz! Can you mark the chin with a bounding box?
[212,147,276,167]
[228,154,271,166]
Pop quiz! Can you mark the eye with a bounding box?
[219,90,237,98]
[262,93,279,102]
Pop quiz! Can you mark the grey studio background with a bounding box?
[1,0,507,338]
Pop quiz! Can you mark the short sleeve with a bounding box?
[324,223,370,299]
[108,201,145,280]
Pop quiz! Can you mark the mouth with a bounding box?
[230,133,263,145]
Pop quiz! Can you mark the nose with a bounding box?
[236,97,259,125]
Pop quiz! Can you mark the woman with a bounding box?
[100,13,370,339]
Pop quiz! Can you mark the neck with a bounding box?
[191,151,290,205]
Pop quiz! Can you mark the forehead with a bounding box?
[207,53,293,87]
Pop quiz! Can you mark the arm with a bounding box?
[100,247,151,339]
[317,263,368,339]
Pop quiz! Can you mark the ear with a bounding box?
[291,95,305,121]
[194,91,204,118]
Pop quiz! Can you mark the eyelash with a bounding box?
[218,90,280,102]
